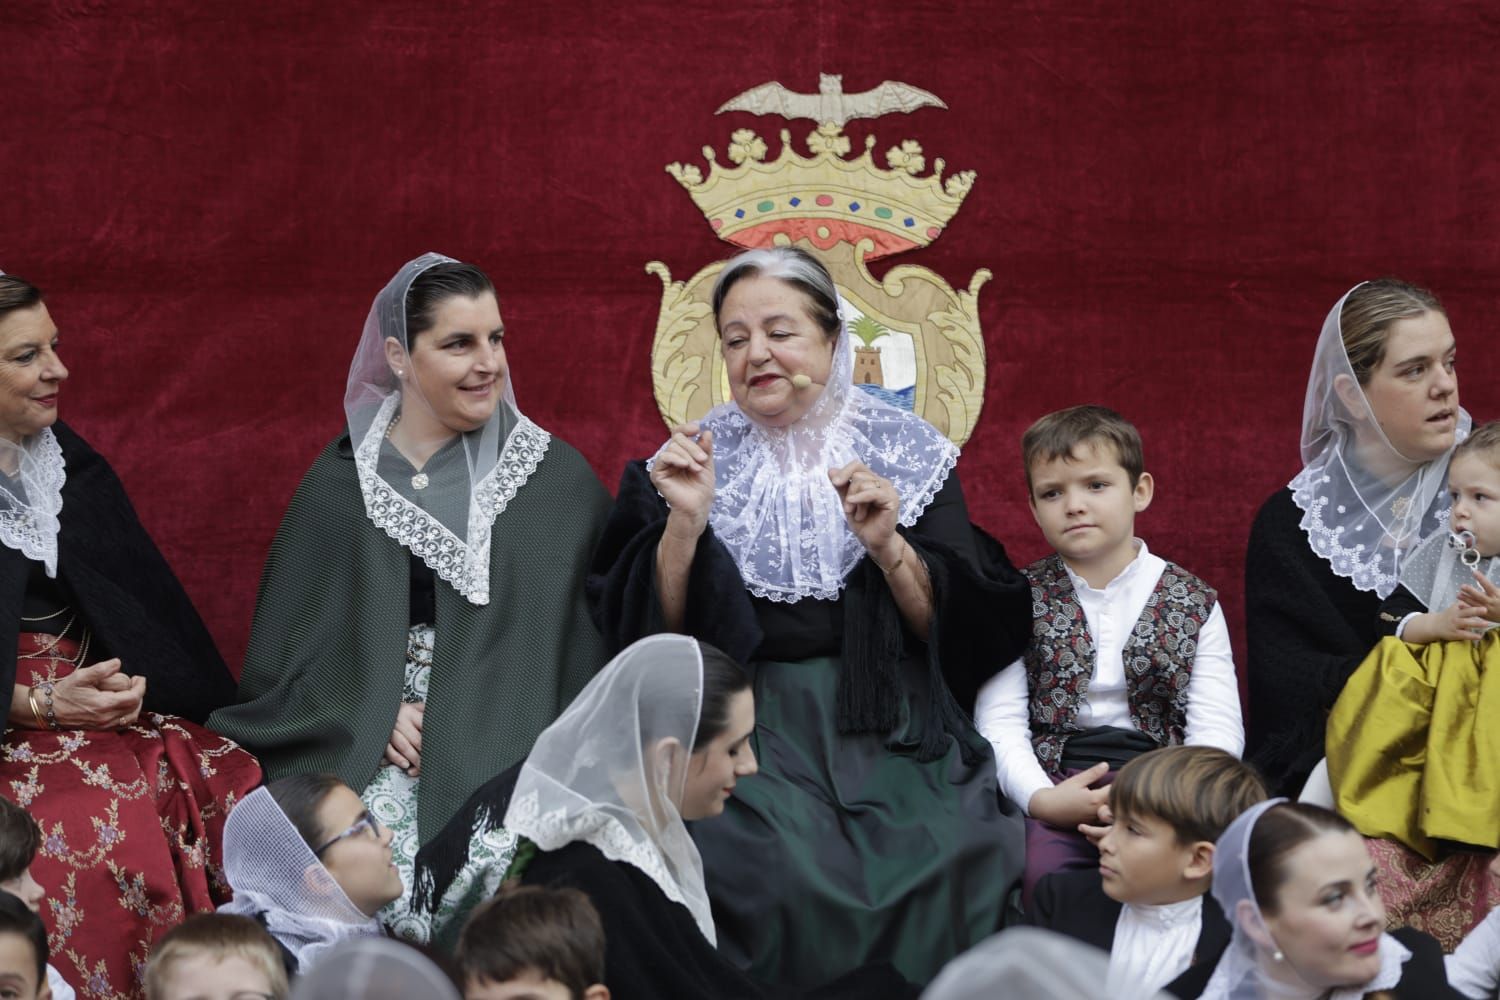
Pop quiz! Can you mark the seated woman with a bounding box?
[219,774,399,975]
[587,247,1032,987]
[209,253,609,944]
[1245,279,1497,943]
[418,634,914,1000]
[0,272,260,998]
[1189,800,1458,1000]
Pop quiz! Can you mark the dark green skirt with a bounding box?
[693,655,1024,988]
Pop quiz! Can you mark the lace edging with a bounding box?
[354,397,551,604]
[1288,475,1398,597]
[506,791,691,913]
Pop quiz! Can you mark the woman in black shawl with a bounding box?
[586,247,1031,987]
[0,272,260,999]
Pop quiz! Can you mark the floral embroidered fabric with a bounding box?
[368,625,517,946]
[1022,554,1215,775]
[4,632,261,999]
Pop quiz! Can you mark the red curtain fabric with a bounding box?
[5,1,1499,685]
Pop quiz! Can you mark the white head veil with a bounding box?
[1290,284,1469,598]
[1397,526,1500,621]
[218,787,384,970]
[664,255,958,603]
[344,252,551,605]
[502,633,715,943]
[1199,799,1411,1000]
[0,271,64,578]
[289,939,460,1000]
[921,927,1173,1000]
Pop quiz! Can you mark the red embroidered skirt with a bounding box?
[3,633,261,999]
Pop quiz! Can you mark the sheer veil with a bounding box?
[343,252,550,605]
[1290,283,1469,598]
[667,295,958,602]
[502,634,715,943]
[218,787,384,970]
[1198,799,1410,1000]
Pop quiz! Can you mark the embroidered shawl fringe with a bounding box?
[412,765,518,914]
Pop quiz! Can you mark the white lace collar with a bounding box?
[663,320,958,603]
[0,428,65,578]
[353,393,549,605]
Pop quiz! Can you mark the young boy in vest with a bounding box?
[1027,745,1267,998]
[975,405,1245,902]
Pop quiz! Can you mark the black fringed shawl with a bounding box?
[0,422,235,723]
[414,766,919,1000]
[585,461,1031,765]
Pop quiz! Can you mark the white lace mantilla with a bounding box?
[1290,457,1452,600]
[654,393,958,604]
[354,394,550,605]
[0,428,65,577]
[506,788,715,944]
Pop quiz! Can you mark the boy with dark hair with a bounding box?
[976,405,1245,900]
[0,795,74,999]
[1028,745,1267,998]
[457,884,609,1000]
[0,891,48,1000]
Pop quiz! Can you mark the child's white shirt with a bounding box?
[1447,905,1500,1000]
[48,963,76,1000]
[974,540,1244,813]
[1107,895,1202,996]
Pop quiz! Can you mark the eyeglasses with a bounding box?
[312,810,383,857]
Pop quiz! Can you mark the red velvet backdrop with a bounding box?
[6,1,1500,689]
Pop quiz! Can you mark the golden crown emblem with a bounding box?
[667,125,975,260]
[648,77,990,446]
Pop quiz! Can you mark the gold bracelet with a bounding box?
[875,540,906,575]
[26,687,46,730]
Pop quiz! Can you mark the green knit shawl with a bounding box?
[209,432,611,844]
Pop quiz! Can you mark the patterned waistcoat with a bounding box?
[1022,553,1217,776]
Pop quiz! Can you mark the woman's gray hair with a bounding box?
[710,247,843,340]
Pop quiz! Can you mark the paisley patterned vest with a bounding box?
[1022,553,1217,777]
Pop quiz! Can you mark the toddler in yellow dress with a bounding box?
[1328,421,1500,859]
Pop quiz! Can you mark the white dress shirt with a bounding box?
[1448,906,1500,1000]
[975,540,1245,813]
[1107,895,1203,996]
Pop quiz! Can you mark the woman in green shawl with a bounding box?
[210,253,609,945]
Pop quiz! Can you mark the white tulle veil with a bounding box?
[218,787,384,970]
[1199,799,1410,1000]
[343,252,550,605]
[659,256,958,603]
[1290,283,1469,598]
[501,633,715,943]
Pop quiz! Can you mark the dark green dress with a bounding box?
[208,427,611,845]
[588,462,1031,987]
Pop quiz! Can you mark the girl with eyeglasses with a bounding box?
[218,774,402,975]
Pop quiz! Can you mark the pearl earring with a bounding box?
[1272,949,1284,962]
[396,369,404,377]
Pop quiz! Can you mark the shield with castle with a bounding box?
[648,74,990,446]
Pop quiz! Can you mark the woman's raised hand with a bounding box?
[651,423,716,536]
[829,460,901,566]
[385,701,424,776]
[48,658,146,729]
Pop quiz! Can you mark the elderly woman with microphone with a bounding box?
[588,246,1032,990]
